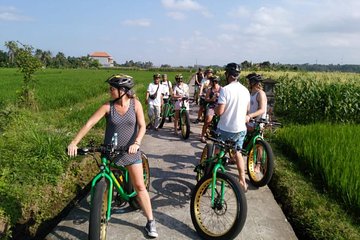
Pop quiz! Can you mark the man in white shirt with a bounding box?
[215,63,250,191]
[146,73,163,130]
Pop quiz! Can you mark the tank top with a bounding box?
[250,91,267,119]
[104,99,141,166]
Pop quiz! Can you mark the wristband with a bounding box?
[134,141,141,146]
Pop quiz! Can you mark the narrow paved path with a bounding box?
[46,76,297,240]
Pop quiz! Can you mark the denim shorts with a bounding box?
[216,129,247,151]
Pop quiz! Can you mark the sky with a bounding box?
[1,0,360,67]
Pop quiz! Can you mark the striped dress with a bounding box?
[104,99,141,166]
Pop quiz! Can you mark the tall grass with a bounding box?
[249,71,360,124]
[276,123,360,213]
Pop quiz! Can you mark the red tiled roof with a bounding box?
[90,51,111,57]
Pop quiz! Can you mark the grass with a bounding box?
[275,124,360,212]
[269,144,360,240]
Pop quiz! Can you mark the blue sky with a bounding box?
[1,0,360,66]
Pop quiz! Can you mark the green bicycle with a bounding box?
[241,118,280,187]
[76,141,150,240]
[158,97,191,139]
[202,116,280,188]
[191,137,247,240]
[158,99,175,128]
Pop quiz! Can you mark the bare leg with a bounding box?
[200,114,213,141]
[174,110,179,134]
[127,163,154,221]
[235,151,248,191]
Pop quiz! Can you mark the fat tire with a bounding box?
[89,178,108,240]
[158,104,169,128]
[190,172,247,240]
[247,139,274,187]
[180,110,190,139]
[196,144,215,181]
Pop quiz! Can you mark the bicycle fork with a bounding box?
[210,162,226,208]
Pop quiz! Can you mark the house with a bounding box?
[89,51,114,67]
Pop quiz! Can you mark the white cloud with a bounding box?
[0,6,32,21]
[162,0,201,11]
[245,7,293,36]
[121,19,151,27]
[228,6,250,18]
[219,24,241,32]
[167,11,186,20]
[162,0,211,19]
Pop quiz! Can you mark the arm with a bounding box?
[247,91,267,119]
[215,103,225,116]
[68,103,109,157]
[129,99,146,154]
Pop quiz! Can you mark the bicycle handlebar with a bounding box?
[68,144,129,156]
[249,118,282,126]
[206,134,240,151]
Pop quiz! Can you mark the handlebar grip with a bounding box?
[77,148,89,155]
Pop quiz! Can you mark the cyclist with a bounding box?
[199,75,221,143]
[245,73,267,129]
[195,68,213,124]
[67,74,158,238]
[146,73,163,131]
[194,68,204,104]
[173,74,189,135]
[160,73,172,104]
[245,73,268,173]
[215,63,250,192]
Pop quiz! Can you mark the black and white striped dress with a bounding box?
[104,99,141,166]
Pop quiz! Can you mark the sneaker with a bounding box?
[145,220,158,238]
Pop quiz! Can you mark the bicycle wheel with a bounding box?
[179,110,190,139]
[190,172,247,240]
[158,104,169,128]
[89,178,109,240]
[196,143,215,181]
[128,152,151,209]
[247,139,274,187]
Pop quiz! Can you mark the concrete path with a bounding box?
[46,77,297,240]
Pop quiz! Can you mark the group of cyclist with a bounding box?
[66,62,268,238]
[145,73,190,135]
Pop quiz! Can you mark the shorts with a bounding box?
[216,129,247,151]
[199,97,207,107]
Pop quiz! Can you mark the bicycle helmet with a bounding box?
[106,74,134,90]
[224,63,241,77]
[175,74,183,80]
[153,73,161,79]
[204,68,213,74]
[208,75,220,82]
[246,73,263,84]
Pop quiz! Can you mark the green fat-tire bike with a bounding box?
[159,97,190,140]
[158,100,175,129]
[77,144,150,240]
[192,140,247,240]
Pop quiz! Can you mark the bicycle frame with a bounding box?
[90,156,136,221]
[201,145,228,207]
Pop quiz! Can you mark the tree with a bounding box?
[5,41,18,67]
[0,50,7,67]
[9,41,42,109]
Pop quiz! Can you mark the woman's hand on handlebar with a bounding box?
[128,143,140,154]
[67,143,78,157]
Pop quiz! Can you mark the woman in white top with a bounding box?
[245,73,267,130]
[172,74,189,135]
[245,73,267,173]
